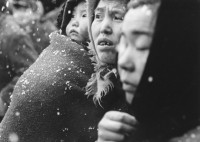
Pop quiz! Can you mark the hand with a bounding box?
[97,111,137,142]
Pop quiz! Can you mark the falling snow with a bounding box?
[8,133,19,142]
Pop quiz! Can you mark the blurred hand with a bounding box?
[97,111,137,142]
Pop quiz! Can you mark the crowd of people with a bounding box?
[0,0,199,142]
[0,0,61,118]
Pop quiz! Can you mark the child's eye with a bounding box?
[82,13,87,18]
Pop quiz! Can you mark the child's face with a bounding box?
[66,1,89,42]
[117,3,160,104]
[91,0,127,64]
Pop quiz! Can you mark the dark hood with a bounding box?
[130,0,200,140]
[57,0,85,35]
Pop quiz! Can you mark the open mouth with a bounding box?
[98,38,114,46]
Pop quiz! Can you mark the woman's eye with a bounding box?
[135,36,151,51]
[113,15,124,21]
[94,13,103,20]
[137,46,150,51]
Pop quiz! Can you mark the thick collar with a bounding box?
[85,42,118,106]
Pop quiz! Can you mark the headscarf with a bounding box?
[129,0,199,139]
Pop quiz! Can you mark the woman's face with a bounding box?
[66,1,89,42]
[117,3,160,104]
[91,0,127,64]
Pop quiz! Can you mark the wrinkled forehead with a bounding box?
[100,0,129,4]
[96,0,129,11]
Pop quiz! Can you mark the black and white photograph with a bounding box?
[0,0,199,142]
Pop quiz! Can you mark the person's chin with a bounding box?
[70,35,82,42]
[98,52,116,65]
[122,82,136,104]
[125,92,134,104]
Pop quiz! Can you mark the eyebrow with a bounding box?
[94,7,105,13]
[95,6,126,13]
[111,7,126,14]
[80,9,87,13]
[132,30,153,36]
[121,30,153,38]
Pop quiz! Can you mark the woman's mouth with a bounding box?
[122,81,137,94]
[98,38,114,46]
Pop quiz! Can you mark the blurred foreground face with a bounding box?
[91,0,127,64]
[66,1,89,42]
[117,3,160,104]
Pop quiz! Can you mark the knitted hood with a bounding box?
[129,0,199,138]
[57,0,85,35]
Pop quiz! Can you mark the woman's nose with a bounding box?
[118,48,135,72]
[100,17,112,35]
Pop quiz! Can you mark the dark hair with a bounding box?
[130,0,200,140]
[57,0,85,35]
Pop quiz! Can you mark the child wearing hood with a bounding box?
[0,0,130,141]
[97,0,200,141]
[0,0,94,141]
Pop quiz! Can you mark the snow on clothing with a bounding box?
[0,14,39,106]
[0,31,129,142]
[0,13,56,115]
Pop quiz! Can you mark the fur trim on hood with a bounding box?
[85,42,119,106]
[85,0,131,106]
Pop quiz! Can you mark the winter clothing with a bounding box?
[86,0,125,104]
[0,0,129,141]
[125,0,200,141]
[169,126,200,142]
[57,0,86,35]
[0,13,56,118]
[0,31,128,142]
[0,31,94,141]
[0,14,39,115]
